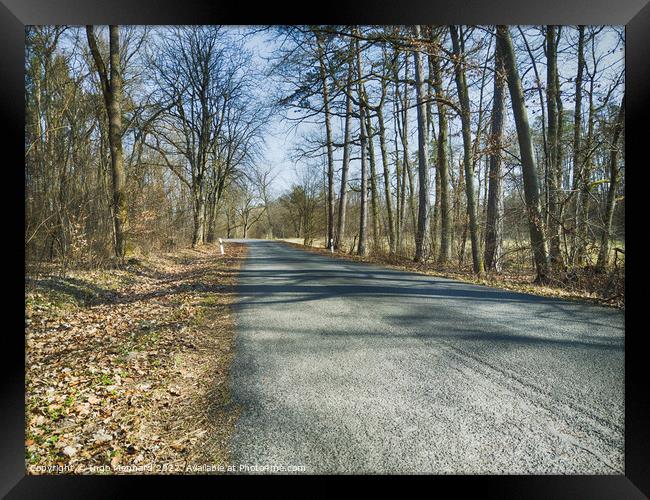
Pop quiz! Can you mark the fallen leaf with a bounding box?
[93,431,112,444]
[62,446,77,457]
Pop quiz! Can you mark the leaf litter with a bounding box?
[25,243,246,474]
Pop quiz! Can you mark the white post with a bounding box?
[219,238,224,255]
[330,238,334,253]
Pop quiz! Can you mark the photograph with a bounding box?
[4,1,646,493]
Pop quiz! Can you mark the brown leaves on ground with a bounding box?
[280,241,624,309]
[25,243,246,474]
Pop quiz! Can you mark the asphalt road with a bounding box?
[228,240,624,474]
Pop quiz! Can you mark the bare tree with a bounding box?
[412,25,430,263]
[355,34,369,256]
[546,25,564,273]
[450,25,483,274]
[335,37,356,250]
[314,29,336,250]
[375,48,397,254]
[484,40,505,272]
[596,94,625,271]
[571,25,586,266]
[148,27,261,247]
[248,164,278,238]
[430,30,452,266]
[86,25,127,260]
[496,25,550,282]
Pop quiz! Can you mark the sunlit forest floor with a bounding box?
[279,239,624,310]
[25,243,246,474]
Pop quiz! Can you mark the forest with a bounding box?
[25,25,625,295]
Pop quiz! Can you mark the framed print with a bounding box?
[4,0,648,496]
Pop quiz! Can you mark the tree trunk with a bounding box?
[392,50,403,251]
[226,210,232,238]
[571,26,585,266]
[576,82,596,265]
[431,46,451,266]
[316,34,336,251]
[450,25,483,275]
[596,94,625,271]
[206,192,217,243]
[356,38,368,256]
[556,60,565,262]
[413,26,430,263]
[265,205,274,239]
[335,39,355,250]
[86,25,127,261]
[377,105,395,254]
[399,52,417,247]
[366,113,381,250]
[191,185,206,247]
[496,25,550,282]
[406,159,417,237]
[484,43,505,272]
[546,26,564,273]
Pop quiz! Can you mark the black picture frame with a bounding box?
[5,0,648,497]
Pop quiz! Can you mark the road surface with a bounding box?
[228,240,624,474]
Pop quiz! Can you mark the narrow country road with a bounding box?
[228,240,624,474]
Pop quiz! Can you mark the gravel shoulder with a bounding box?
[229,240,624,474]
